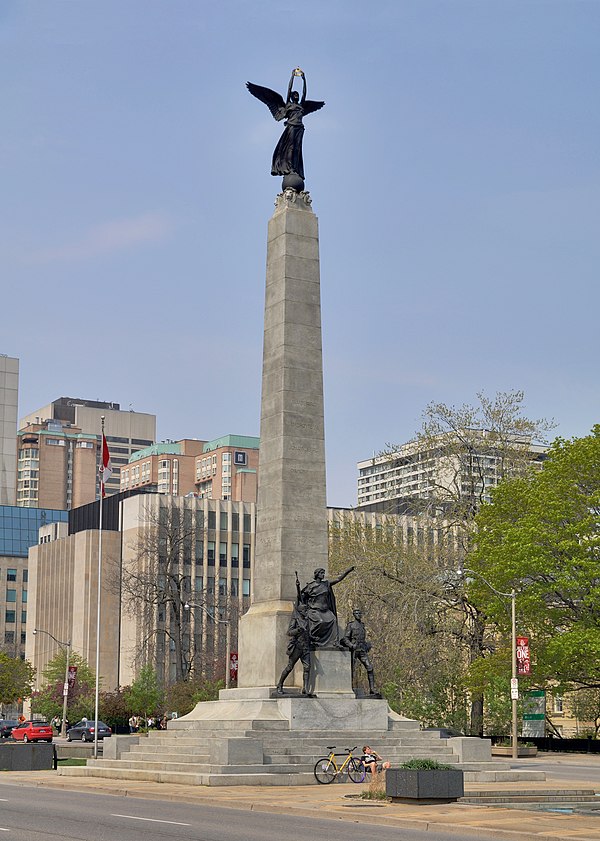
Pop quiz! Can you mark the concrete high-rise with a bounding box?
[0,355,19,506]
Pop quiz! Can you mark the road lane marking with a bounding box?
[112,814,191,826]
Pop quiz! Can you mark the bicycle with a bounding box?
[313,746,366,784]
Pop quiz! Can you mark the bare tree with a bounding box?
[356,391,555,733]
[117,499,198,683]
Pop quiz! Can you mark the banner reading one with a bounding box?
[516,636,531,675]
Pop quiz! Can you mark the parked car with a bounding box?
[10,720,53,743]
[0,720,19,739]
[66,720,112,742]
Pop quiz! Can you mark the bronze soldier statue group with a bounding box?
[276,566,379,698]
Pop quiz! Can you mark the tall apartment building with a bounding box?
[0,504,68,659]
[0,355,19,506]
[121,434,259,502]
[16,421,98,509]
[357,431,547,513]
[19,397,156,505]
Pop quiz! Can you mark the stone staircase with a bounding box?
[58,715,546,787]
[460,787,600,809]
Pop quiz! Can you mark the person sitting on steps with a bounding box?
[361,744,391,776]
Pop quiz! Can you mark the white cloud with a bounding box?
[27,212,173,263]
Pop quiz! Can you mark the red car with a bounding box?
[10,720,53,743]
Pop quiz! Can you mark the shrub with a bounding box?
[399,758,454,770]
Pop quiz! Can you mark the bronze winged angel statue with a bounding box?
[247,68,324,191]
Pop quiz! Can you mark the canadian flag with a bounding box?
[100,433,112,497]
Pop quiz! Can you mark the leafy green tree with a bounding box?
[570,688,600,737]
[163,677,223,718]
[124,665,163,720]
[32,651,95,723]
[98,689,131,733]
[0,653,35,710]
[471,426,600,691]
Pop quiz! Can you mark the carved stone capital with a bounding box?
[275,190,313,209]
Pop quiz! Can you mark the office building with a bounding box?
[19,397,156,504]
[0,355,19,506]
[26,492,256,690]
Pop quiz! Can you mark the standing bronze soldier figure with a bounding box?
[341,609,378,696]
[276,601,315,697]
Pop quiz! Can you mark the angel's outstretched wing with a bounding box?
[302,99,325,116]
[246,82,286,121]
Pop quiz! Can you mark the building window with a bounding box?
[5,610,15,624]
[230,578,239,597]
[21,611,26,624]
[242,579,250,597]
[5,589,16,603]
[207,542,215,564]
[243,544,251,567]
[553,695,563,714]
[219,542,227,565]
[22,570,28,583]
[4,631,14,645]
[7,569,17,582]
[231,543,239,568]
[46,438,65,446]
[76,441,95,448]
[20,632,26,645]
[22,590,27,603]
[219,578,227,596]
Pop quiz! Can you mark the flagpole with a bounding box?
[94,415,105,760]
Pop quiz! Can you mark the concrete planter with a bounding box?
[491,745,538,757]
[0,742,56,771]
[386,768,464,803]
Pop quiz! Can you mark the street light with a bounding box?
[459,568,518,760]
[32,628,72,738]
[184,602,232,689]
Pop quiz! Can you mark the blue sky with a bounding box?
[1,1,598,506]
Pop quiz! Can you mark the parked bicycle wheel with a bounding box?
[348,757,366,783]
[314,758,336,784]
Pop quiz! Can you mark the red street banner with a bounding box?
[516,636,531,675]
[67,665,78,687]
[229,651,238,683]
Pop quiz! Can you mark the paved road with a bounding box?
[0,783,502,841]
[515,753,600,782]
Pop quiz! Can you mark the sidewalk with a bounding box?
[1,760,599,841]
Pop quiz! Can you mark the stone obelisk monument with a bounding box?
[237,188,328,688]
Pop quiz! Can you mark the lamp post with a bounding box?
[460,569,518,761]
[32,628,72,738]
[184,602,231,689]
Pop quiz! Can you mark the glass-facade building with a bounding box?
[0,505,68,557]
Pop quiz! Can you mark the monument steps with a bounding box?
[59,766,318,786]
[460,788,599,804]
